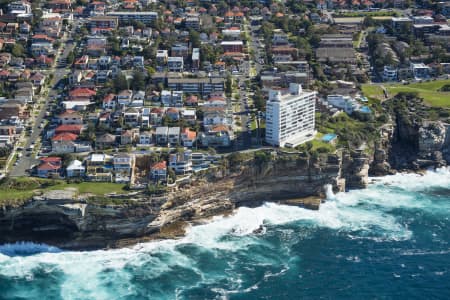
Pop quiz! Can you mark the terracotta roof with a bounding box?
[103,93,115,102]
[166,107,179,113]
[69,88,96,97]
[151,107,163,114]
[52,132,78,141]
[151,161,166,170]
[55,124,83,133]
[182,128,196,140]
[211,125,229,132]
[185,95,198,103]
[40,157,62,163]
[37,162,61,171]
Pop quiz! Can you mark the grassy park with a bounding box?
[362,79,450,108]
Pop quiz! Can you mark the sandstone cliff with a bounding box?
[0,151,369,250]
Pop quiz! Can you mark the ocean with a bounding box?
[0,167,449,300]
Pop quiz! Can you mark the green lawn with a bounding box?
[362,80,450,108]
[46,182,128,195]
[0,177,128,206]
[361,84,385,100]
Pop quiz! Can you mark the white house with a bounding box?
[327,95,359,114]
[66,160,85,178]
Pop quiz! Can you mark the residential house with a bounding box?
[168,127,180,146]
[66,159,85,178]
[57,110,83,125]
[96,133,116,149]
[29,72,46,86]
[102,93,116,110]
[55,124,83,135]
[181,109,196,124]
[166,108,180,121]
[85,153,114,182]
[169,151,192,174]
[411,63,430,79]
[37,157,62,178]
[167,57,184,72]
[51,132,78,153]
[181,128,196,147]
[117,89,133,106]
[69,87,96,100]
[113,153,134,182]
[120,130,136,145]
[149,107,164,125]
[155,126,168,145]
[200,125,233,147]
[74,55,89,69]
[139,131,153,145]
[122,107,140,126]
[150,161,167,182]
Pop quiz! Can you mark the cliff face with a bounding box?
[0,195,163,250]
[371,97,449,175]
[0,151,370,250]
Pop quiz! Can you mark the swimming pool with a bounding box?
[322,133,337,142]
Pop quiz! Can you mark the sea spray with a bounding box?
[325,184,336,200]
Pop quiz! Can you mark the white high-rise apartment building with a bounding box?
[265,83,316,147]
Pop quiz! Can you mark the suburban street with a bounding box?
[9,26,76,177]
[232,22,265,151]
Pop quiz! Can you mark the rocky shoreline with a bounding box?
[0,117,449,250]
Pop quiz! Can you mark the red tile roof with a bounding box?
[103,93,115,102]
[182,128,196,140]
[37,162,61,171]
[40,157,62,163]
[55,124,83,134]
[52,132,78,141]
[69,88,96,98]
[211,125,229,132]
[151,161,166,170]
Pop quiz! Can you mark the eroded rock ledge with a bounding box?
[0,150,369,250]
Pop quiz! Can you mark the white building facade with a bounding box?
[265,83,316,147]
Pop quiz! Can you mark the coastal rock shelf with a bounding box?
[0,151,369,250]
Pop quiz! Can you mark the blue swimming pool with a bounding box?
[322,133,337,142]
[360,106,371,113]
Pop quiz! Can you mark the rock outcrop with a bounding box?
[0,151,369,250]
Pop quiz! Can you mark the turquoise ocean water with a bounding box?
[1,167,449,299]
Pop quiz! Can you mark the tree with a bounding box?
[131,70,145,91]
[11,44,25,57]
[167,167,176,183]
[189,30,201,48]
[66,51,75,65]
[113,73,129,92]
[225,75,232,97]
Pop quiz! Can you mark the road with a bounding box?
[9,26,76,177]
[232,20,266,151]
